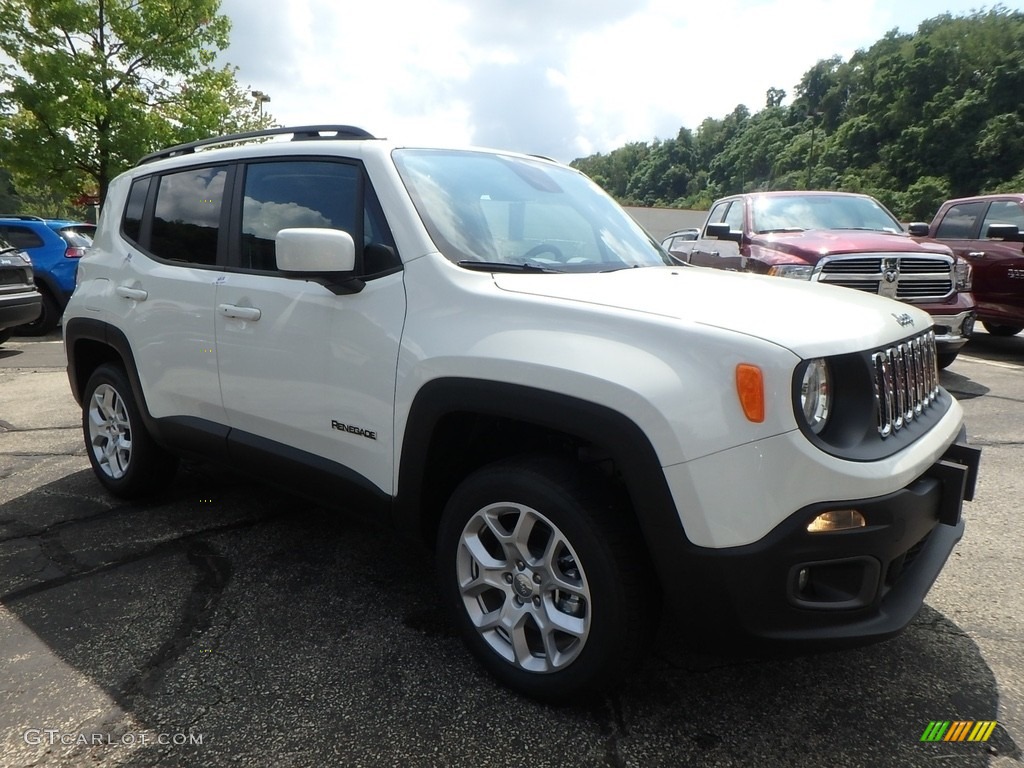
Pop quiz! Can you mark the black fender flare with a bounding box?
[395,377,691,574]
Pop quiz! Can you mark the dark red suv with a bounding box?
[918,194,1024,337]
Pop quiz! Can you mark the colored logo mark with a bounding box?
[920,721,997,742]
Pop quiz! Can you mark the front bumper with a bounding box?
[661,440,980,644]
[929,309,975,351]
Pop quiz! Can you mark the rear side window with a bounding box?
[935,201,986,239]
[122,179,150,246]
[0,225,45,249]
[150,167,227,265]
[59,227,95,248]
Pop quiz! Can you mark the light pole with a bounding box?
[251,89,271,117]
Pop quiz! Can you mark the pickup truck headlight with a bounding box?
[954,259,973,291]
[799,359,831,434]
[768,263,814,280]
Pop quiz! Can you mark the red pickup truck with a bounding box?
[912,193,1024,337]
[664,191,976,367]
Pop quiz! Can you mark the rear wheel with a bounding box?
[981,321,1023,337]
[82,363,178,497]
[437,455,657,702]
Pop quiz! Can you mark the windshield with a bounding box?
[393,149,672,272]
[751,194,904,234]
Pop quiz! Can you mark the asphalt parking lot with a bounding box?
[1,330,1022,768]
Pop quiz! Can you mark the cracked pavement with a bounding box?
[1,333,1022,767]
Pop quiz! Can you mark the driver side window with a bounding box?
[239,160,400,275]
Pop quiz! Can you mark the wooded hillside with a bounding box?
[571,7,1024,219]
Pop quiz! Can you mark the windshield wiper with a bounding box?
[756,227,806,234]
[458,260,562,273]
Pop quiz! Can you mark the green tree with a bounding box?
[0,0,271,207]
[896,175,951,221]
[0,168,19,212]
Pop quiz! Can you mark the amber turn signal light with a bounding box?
[735,364,765,423]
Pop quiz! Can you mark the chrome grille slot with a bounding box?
[871,331,939,438]
[820,258,881,274]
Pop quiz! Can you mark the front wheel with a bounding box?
[82,363,178,497]
[981,321,1024,337]
[437,456,657,702]
[936,351,959,370]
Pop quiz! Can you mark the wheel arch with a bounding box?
[65,318,149,419]
[395,378,688,577]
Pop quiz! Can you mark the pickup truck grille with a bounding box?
[871,331,940,438]
[817,254,954,301]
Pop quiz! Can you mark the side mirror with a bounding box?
[985,223,1024,242]
[276,228,356,272]
[705,222,743,243]
[906,222,930,236]
[276,228,364,294]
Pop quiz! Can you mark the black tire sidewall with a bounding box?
[437,457,645,702]
[16,289,59,336]
[981,321,1023,337]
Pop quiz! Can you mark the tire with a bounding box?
[936,352,958,370]
[82,363,178,498]
[0,329,11,345]
[981,321,1024,337]
[436,455,657,702]
[15,287,60,336]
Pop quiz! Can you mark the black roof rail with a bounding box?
[137,125,377,166]
[0,214,46,221]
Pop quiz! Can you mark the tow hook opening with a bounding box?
[790,557,881,610]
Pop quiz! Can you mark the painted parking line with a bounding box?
[956,355,1024,371]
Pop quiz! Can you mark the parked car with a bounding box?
[674,191,976,367]
[0,234,42,345]
[64,126,980,701]
[912,194,1024,337]
[0,215,96,334]
[660,228,699,259]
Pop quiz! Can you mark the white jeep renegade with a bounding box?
[64,126,980,701]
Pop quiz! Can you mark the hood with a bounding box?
[493,265,931,358]
[753,229,953,261]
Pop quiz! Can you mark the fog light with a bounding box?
[807,509,866,533]
[962,314,975,337]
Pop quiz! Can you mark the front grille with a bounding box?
[818,253,954,301]
[871,331,940,438]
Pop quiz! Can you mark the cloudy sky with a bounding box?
[217,0,997,162]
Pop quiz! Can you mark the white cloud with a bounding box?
[217,0,992,162]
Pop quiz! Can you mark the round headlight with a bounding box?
[800,359,831,434]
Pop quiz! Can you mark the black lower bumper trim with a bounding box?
[661,442,979,646]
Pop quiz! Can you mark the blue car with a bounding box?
[0,215,96,334]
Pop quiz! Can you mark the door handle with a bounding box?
[218,304,262,321]
[115,286,148,301]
